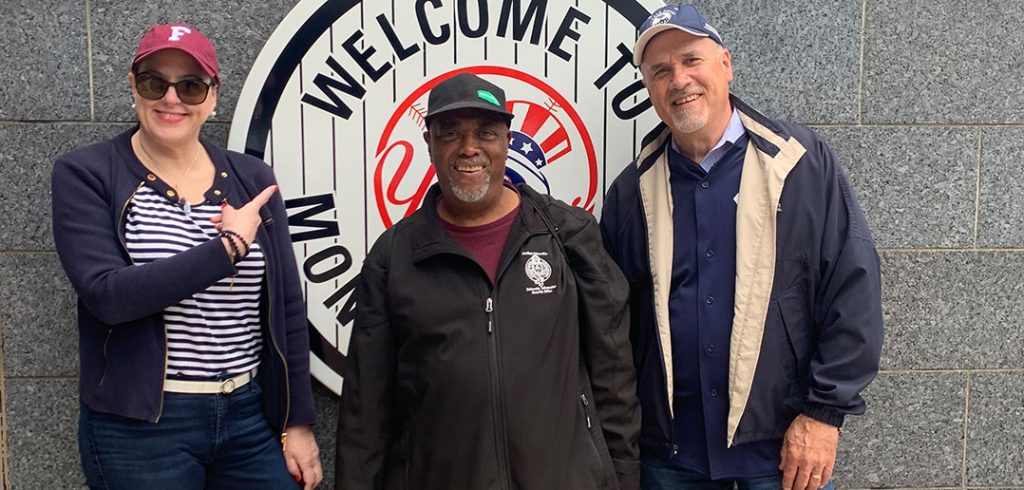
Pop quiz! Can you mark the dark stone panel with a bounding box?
[0,253,77,377]
[5,379,83,489]
[0,123,131,250]
[0,1,89,120]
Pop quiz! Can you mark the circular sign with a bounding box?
[229,0,664,394]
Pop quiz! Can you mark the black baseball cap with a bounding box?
[425,73,515,125]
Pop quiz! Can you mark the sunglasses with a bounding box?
[134,72,214,105]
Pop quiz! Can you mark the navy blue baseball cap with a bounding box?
[633,4,724,66]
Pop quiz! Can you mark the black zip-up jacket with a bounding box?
[335,184,641,490]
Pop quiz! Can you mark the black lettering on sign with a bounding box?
[548,7,591,62]
[417,0,451,45]
[303,245,352,283]
[286,193,341,242]
[594,43,634,90]
[342,30,393,82]
[376,14,421,60]
[457,0,489,38]
[496,0,547,45]
[300,57,366,119]
[612,79,651,120]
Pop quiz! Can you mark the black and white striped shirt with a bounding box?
[125,185,264,378]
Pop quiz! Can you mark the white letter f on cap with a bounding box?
[168,26,191,41]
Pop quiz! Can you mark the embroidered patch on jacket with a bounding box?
[523,251,557,295]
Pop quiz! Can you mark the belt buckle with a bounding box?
[221,378,237,394]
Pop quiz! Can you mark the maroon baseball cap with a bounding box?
[132,23,219,80]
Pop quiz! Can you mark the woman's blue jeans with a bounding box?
[642,457,837,490]
[78,378,298,489]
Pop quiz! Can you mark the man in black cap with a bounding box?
[336,72,641,490]
[601,4,884,490]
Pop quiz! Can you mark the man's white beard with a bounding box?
[451,171,491,203]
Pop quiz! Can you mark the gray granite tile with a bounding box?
[979,128,1024,247]
[0,123,132,250]
[313,381,338,487]
[817,127,977,248]
[863,0,1024,124]
[89,0,298,122]
[834,372,966,488]
[0,253,78,377]
[966,372,1024,486]
[880,252,1024,370]
[0,1,89,120]
[689,0,861,124]
[5,379,83,489]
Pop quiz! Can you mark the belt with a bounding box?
[163,368,258,395]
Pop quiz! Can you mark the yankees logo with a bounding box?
[228,0,664,394]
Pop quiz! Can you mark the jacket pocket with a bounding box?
[98,328,113,387]
[776,285,813,372]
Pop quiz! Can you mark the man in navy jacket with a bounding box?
[600,5,883,490]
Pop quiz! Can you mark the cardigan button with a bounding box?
[146,174,157,181]
[213,190,222,196]
[220,171,228,178]
[166,189,176,198]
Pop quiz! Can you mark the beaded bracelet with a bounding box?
[220,230,250,257]
[219,231,243,264]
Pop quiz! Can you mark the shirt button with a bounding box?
[706,344,716,353]
[705,249,714,258]
[705,296,714,305]
[700,180,710,189]
[710,388,719,397]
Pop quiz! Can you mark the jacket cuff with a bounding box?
[802,402,846,428]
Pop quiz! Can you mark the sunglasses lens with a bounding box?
[176,80,209,104]
[135,74,168,101]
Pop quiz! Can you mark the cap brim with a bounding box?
[132,46,218,80]
[425,101,515,125]
[633,24,711,66]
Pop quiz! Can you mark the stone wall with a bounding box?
[1,0,1022,488]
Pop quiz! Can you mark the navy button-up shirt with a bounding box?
[665,119,782,479]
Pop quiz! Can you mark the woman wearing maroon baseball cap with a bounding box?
[51,23,322,489]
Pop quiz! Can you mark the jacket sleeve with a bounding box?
[51,153,237,325]
[802,141,884,427]
[561,208,641,490]
[335,234,396,490]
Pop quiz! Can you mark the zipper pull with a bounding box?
[280,432,288,451]
[580,394,592,429]
[485,298,493,333]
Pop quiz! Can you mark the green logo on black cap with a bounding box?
[477,90,500,107]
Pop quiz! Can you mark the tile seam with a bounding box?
[878,368,1024,374]
[85,0,95,121]
[961,374,971,488]
[973,130,983,248]
[857,0,867,125]
[1,303,10,490]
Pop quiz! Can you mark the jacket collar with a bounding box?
[407,183,547,264]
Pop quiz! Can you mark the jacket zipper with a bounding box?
[119,183,171,422]
[484,295,512,489]
[580,393,592,429]
[259,227,291,447]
